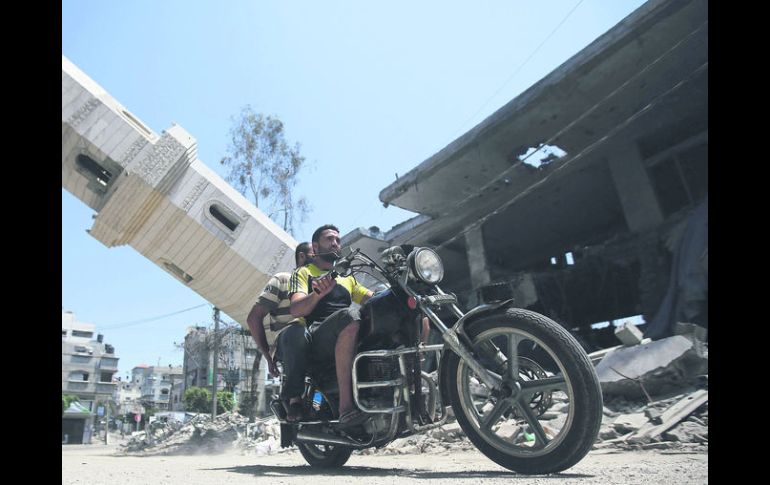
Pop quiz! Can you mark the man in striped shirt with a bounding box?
[246,242,313,422]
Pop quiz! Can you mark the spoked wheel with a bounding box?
[297,442,352,468]
[446,308,602,474]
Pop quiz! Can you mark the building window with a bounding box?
[62,330,67,337]
[76,154,112,188]
[69,371,89,382]
[208,203,240,232]
[74,345,93,355]
[72,330,94,338]
[161,389,170,395]
[100,372,113,383]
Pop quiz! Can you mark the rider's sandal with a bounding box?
[338,409,368,429]
[286,401,303,423]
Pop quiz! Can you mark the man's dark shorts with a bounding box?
[308,307,361,363]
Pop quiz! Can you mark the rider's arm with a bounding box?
[289,291,321,317]
[246,303,279,376]
[246,303,272,361]
[289,266,336,317]
[290,276,337,316]
[248,275,284,376]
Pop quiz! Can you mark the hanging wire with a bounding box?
[446,0,585,145]
[95,303,211,330]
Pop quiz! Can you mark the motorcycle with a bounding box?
[269,244,603,474]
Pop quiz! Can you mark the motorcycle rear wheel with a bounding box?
[297,442,352,468]
[446,308,602,474]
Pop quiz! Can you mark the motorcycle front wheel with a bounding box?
[446,308,602,474]
[297,442,352,468]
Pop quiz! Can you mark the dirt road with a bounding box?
[62,441,707,484]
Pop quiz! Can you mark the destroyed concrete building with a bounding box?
[345,0,708,350]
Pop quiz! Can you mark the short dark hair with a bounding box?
[295,242,311,266]
[312,224,340,243]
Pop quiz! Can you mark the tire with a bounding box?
[446,308,603,474]
[297,442,352,468]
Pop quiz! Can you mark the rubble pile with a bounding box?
[120,412,291,456]
[594,388,708,451]
[119,324,707,456]
[590,322,708,451]
[357,420,475,455]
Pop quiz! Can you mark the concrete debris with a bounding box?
[594,387,708,451]
[594,335,708,399]
[119,412,292,456]
[117,381,707,456]
[662,421,708,443]
[627,389,708,442]
[355,421,476,456]
[614,322,644,346]
[612,413,648,434]
[587,338,651,366]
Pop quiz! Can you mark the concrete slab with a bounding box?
[595,335,708,399]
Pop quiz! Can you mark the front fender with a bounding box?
[438,299,517,401]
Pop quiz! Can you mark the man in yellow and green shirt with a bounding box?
[289,224,373,428]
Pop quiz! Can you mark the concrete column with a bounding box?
[464,224,491,292]
[607,143,665,232]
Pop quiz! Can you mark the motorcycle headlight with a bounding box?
[410,248,444,284]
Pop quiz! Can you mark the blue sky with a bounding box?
[62,0,647,377]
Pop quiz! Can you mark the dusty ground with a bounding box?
[62,440,707,485]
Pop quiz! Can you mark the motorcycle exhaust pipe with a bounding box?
[295,429,366,448]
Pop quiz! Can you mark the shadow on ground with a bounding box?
[213,463,593,479]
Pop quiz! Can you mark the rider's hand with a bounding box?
[311,274,336,297]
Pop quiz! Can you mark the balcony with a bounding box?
[70,355,92,364]
[100,358,119,370]
[96,382,116,394]
[66,381,91,392]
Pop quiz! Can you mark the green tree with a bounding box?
[183,386,211,413]
[216,391,235,415]
[62,393,80,415]
[219,105,310,236]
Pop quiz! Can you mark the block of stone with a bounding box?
[615,322,644,346]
